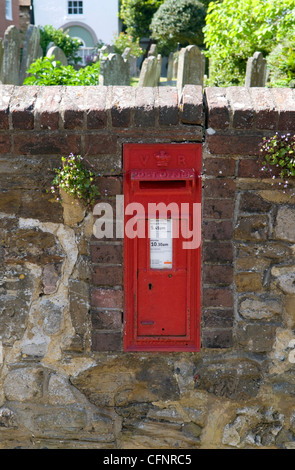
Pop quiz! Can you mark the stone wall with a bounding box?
[0,84,295,449]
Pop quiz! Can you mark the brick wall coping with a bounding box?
[1,84,295,132]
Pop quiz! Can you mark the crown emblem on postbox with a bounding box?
[154,151,171,167]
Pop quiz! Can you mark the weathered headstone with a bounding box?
[47,45,68,66]
[99,53,130,86]
[138,55,159,87]
[19,25,41,84]
[167,52,174,81]
[156,54,162,84]
[245,52,267,87]
[148,44,158,57]
[0,39,4,84]
[177,45,205,96]
[173,52,179,80]
[122,47,138,78]
[2,25,20,85]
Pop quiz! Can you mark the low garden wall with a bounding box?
[0,84,295,449]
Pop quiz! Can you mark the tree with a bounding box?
[39,25,82,64]
[203,0,295,86]
[119,0,165,39]
[150,0,207,55]
[267,26,295,87]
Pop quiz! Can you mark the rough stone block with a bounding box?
[274,207,295,242]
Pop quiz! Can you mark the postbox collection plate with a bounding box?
[123,143,202,352]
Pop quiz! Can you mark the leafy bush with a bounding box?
[150,0,206,55]
[204,0,295,86]
[50,154,100,206]
[267,28,295,87]
[112,32,143,57]
[39,25,82,64]
[120,0,165,39]
[260,133,295,195]
[23,56,100,86]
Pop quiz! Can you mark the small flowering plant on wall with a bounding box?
[260,133,295,194]
[50,154,100,206]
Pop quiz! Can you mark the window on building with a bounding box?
[5,0,13,20]
[68,1,83,15]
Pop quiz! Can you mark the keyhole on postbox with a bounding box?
[149,283,153,290]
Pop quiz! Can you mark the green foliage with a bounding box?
[150,0,207,55]
[50,154,100,205]
[260,133,295,194]
[23,56,100,86]
[204,0,295,86]
[267,27,295,87]
[112,32,143,57]
[39,25,82,64]
[119,0,165,39]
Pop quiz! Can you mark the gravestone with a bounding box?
[138,55,159,87]
[173,53,179,80]
[99,53,130,86]
[177,45,205,96]
[156,54,162,84]
[19,25,41,84]
[0,39,4,83]
[148,44,158,57]
[2,25,21,85]
[47,45,68,66]
[245,52,268,87]
[122,47,138,77]
[167,52,174,81]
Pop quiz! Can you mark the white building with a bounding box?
[33,0,119,63]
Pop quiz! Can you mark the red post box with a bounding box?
[123,143,202,351]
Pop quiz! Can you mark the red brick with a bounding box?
[249,88,278,130]
[238,158,279,178]
[85,86,108,129]
[227,87,254,129]
[91,288,123,309]
[13,133,81,155]
[10,86,38,130]
[110,87,134,128]
[85,133,117,155]
[158,87,179,126]
[134,87,156,127]
[61,86,86,129]
[92,266,123,286]
[180,85,203,125]
[203,265,233,285]
[91,331,121,351]
[205,87,230,129]
[0,134,11,153]
[94,176,122,197]
[202,309,234,328]
[207,134,262,156]
[35,87,62,130]
[0,85,13,130]
[203,199,235,219]
[203,242,233,263]
[91,309,122,329]
[203,287,233,308]
[203,179,236,199]
[271,88,295,131]
[202,328,233,348]
[204,157,236,177]
[203,220,233,241]
[90,244,123,264]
